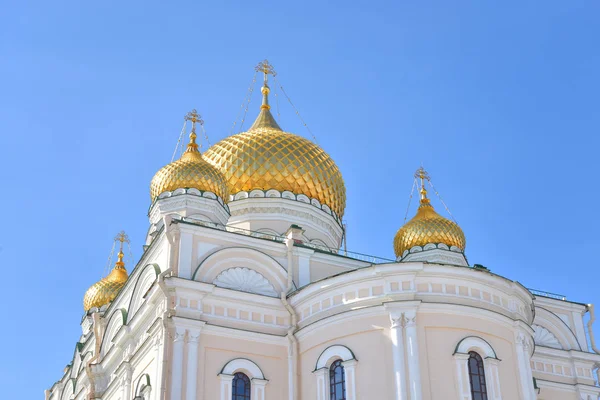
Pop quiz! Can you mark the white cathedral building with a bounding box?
[47,61,600,400]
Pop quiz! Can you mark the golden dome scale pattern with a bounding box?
[83,250,129,312]
[204,125,346,217]
[203,70,346,217]
[150,110,229,202]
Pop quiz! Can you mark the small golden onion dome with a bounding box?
[83,250,129,312]
[150,111,229,202]
[203,77,346,217]
[393,176,466,258]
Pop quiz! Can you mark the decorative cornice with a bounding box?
[230,204,343,240]
[400,245,468,267]
[229,189,342,226]
[149,188,230,221]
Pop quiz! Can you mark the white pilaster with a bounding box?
[252,378,268,400]
[454,353,471,400]
[170,327,186,400]
[342,359,358,400]
[122,363,133,400]
[486,358,502,400]
[297,250,311,287]
[515,332,536,400]
[218,374,234,400]
[404,310,422,400]
[186,329,201,400]
[177,228,194,278]
[314,368,328,400]
[389,312,408,400]
[153,332,164,400]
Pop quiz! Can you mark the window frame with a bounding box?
[218,359,268,400]
[313,345,357,400]
[453,336,502,400]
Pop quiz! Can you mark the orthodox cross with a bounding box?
[255,59,277,83]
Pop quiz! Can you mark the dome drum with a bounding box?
[399,243,468,267]
[148,187,231,227]
[227,196,344,250]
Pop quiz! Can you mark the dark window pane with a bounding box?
[468,352,488,400]
[329,360,346,400]
[232,372,251,400]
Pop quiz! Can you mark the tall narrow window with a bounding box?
[232,372,251,400]
[468,351,488,400]
[329,359,346,400]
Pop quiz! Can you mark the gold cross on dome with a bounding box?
[255,59,277,78]
[114,230,130,251]
[414,167,431,202]
[414,166,430,182]
[184,109,204,133]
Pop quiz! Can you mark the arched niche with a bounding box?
[126,263,162,324]
[100,308,128,357]
[534,307,582,351]
[454,336,498,359]
[220,358,266,379]
[314,344,356,370]
[192,247,287,295]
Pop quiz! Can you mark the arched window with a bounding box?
[468,352,488,400]
[232,372,251,400]
[329,360,346,400]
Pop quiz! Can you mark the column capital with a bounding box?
[453,353,470,361]
[485,357,500,367]
[252,378,269,387]
[385,301,421,326]
[173,326,186,343]
[187,329,201,344]
[218,373,235,383]
[341,359,358,368]
[404,313,417,328]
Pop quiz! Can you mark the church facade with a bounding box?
[47,61,600,400]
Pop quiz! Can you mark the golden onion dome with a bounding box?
[83,249,128,312]
[150,110,229,202]
[394,170,466,258]
[203,66,346,217]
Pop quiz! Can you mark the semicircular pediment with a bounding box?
[533,324,562,349]
[214,267,278,297]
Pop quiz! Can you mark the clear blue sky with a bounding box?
[1,1,598,397]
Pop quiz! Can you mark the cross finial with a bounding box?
[184,109,204,151]
[255,60,277,111]
[184,109,204,133]
[255,59,277,81]
[414,167,431,203]
[114,230,130,267]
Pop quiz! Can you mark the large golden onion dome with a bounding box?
[203,62,346,217]
[83,234,129,312]
[394,169,466,258]
[150,110,229,202]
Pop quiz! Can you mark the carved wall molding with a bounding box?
[533,324,562,349]
[213,267,278,297]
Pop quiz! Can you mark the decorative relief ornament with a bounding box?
[532,325,562,349]
[213,267,278,297]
